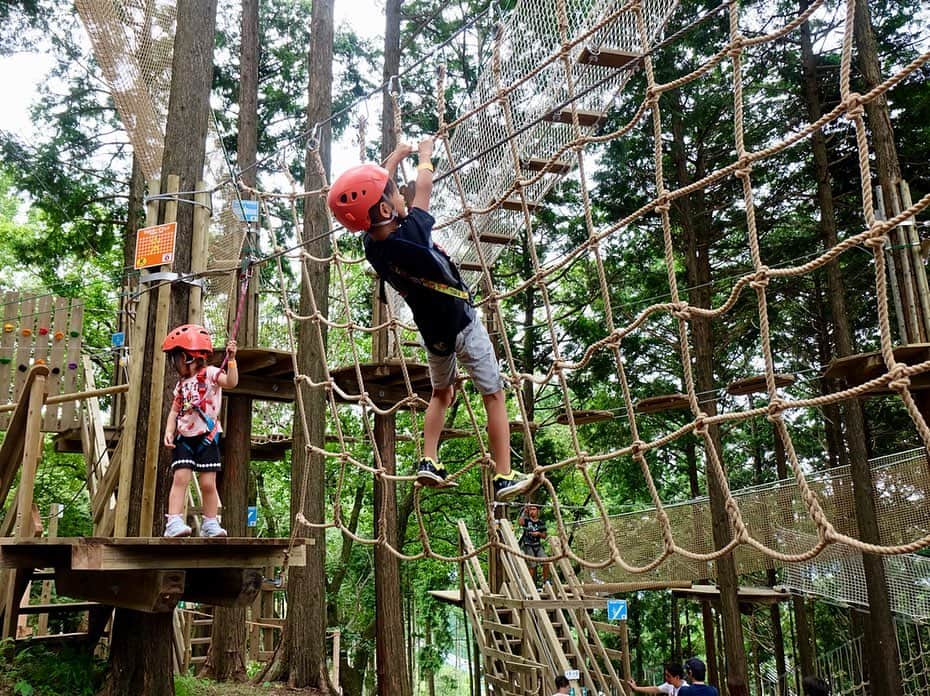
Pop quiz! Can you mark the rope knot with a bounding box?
[766,397,786,423]
[888,362,912,393]
[694,411,710,436]
[728,35,745,59]
[843,92,865,119]
[630,439,646,456]
[734,155,753,181]
[864,230,886,252]
[749,266,770,289]
[645,87,660,110]
[671,302,692,320]
[655,193,672,214]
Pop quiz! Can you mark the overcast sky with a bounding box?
[0,2,385,140]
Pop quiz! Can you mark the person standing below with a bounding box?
[518,503,549,586]
[327,138,536,501]
[162,324,238,538]
[679,658,718,696]
[551,675,570,695]
[627,662,686,694]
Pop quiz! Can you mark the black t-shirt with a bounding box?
[363,208,474,356]
[520,517,547,548]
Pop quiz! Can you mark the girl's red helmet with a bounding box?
[162,324,213,358]
[327,164,390,232]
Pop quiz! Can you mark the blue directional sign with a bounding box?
[232,199,260,222]
[247,505,258,527]
[607,599,628,621]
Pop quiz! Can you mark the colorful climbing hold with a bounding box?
[20,328,31,337]
[38,327,49,336]
[0,357,10,364]
[17,364,27,372]
[67,361,78,370]
[54,331,64,341]
[51,367,60,374]
[69,330,80,338]
[35,358,46,365]
[2,323,13,333]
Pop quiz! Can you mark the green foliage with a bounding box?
[0,641,106,696]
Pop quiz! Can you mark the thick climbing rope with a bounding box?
[235,0,930,573]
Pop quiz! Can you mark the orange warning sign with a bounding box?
[135,222,177,269]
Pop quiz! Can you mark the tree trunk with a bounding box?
[792,596,816,683]
[103,2,217,693]
[203,0,259,679]
[802,4,904,692]
[671,103,749,696]
[258,0,333,689]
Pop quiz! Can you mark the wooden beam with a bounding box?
[577,46,639,69]
[227,374,296,402]
[54,569,185,613]
[543,108,606,128]
[478,232,515,245]
[726,373,796,396]
[182,568,262,607]
[0,366,49,510]
[499,198,541,213]
[522,158,572,175]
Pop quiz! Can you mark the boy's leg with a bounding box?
[423,386,454,463]
[482,389,510,475]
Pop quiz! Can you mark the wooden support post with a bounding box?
[188,181,209,327]
[331,628,341,692]
[35,503,61,636]
[115,178,159,536]
[140,174,179,536]
[15,366,48,539]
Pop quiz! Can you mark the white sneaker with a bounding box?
[164,515,192,538]
[201,517,227,538]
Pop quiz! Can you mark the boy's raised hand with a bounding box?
[418,137,434,160]
[393,142,414,159]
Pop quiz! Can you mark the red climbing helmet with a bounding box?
[327,164,390,232]
[162,324,213,358]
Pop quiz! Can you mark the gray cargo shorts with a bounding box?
[427,318,504,395]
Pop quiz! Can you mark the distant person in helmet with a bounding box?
[328,138,535,501]
[161,324,238,537]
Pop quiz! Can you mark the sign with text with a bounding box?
[134,222,177,269]
[564,669,580,680]
[247,506,258,527]
[607,598,628,621]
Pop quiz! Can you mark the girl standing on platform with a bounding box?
[161,324,238,538]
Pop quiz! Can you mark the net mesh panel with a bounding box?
[76,0,246,339]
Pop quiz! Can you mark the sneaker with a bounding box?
[164,515,191,538]
[416,457,449,487]
[200,517,228,538]
[493,470,536,501]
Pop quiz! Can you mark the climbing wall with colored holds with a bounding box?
[0,291,84,432]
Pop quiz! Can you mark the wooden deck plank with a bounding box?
[0,537,309,572]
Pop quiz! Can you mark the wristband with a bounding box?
[418,162,434,172]
[227,359,237,366]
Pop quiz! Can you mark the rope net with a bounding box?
[75,0,245,324]
[261,0,930,571]
[82,0,930,577]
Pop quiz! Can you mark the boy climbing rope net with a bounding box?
[327,137,536,501]
[161,324,238,537]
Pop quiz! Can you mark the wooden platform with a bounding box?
[330,361,433,408]
[822,344,930,395]
[543,108,606,128]
[215,347,296,402]
[635,393,690,414]
[522,158,572,175]
[577,46,640,69]
[726,373,795,396]
[672,584,790,608]
[0,537,307,572]
[556,409,613,425]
